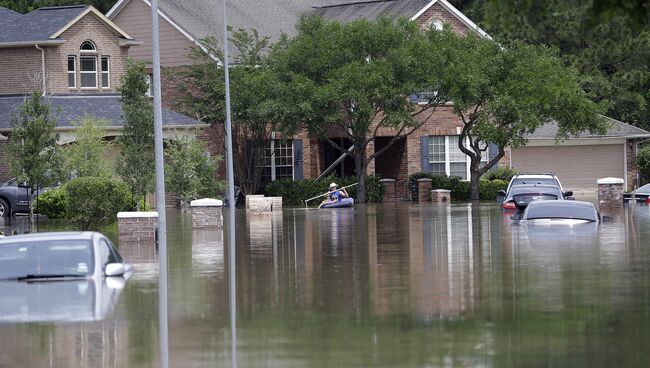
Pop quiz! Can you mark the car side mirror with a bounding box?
[105,263,125,277]
[564,191,573,197]
[497,190,506,196]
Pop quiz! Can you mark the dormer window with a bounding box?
[80,40,97,53]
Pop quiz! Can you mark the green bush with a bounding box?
[34,186,67,219]
[65,177,132,230]
[408,172,507,201]
[485,167,518,181]
[638,146,650,185]
[263,175,383,206]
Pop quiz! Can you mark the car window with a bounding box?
[636,183,650,193]
[524,204,597,221]
[107,240,123,264]
[0,240,94,279]
[511,178,559,187]
[99,239,118,268]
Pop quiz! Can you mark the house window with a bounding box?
[67,56,76,88]
[146,74,154,97]
[427,18,444,31]
[261,139,293,184]
[411,87,437,105]
[80,40,96,52]
[101,56,110,88]
[428,136,488,180]
[80,56,97,88]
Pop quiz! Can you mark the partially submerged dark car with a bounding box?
[500,184,566,211]
[519,200,599,224]
[0,179,32,217]
[623,183,650,204]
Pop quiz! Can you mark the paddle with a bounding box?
[304,183,357,208]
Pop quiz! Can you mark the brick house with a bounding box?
[0,5,205,182]
[107,0,650,197]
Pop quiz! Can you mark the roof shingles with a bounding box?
[0,5,87,43]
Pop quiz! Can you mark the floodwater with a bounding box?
[1,202,650,367]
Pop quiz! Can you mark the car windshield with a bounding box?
[511,178,559,187]
[0,240,94,279]
[524,205,598,221]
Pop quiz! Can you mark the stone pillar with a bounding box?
[268,197,283,211]
[380,178,396,202]
[117,211,158,246]
[431,189,451,203]
[247,196,272,214]
[191,198,223,229]
[245,195,265,210]
[597,177,624,209]
[417,178,432,202]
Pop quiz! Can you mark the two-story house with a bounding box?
[0,4,205,181]
[107,0,650,195]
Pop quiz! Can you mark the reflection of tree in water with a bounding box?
[123,282,158,366]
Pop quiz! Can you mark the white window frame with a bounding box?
[101,56,110,89]
[429,135,489,180]
[262,133,294,182]
[67,55,76,88]
[80,55,97,89]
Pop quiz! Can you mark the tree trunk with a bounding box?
[469,158,482,201]
[354,143,367,203]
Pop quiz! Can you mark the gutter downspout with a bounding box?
[35,44,46,95]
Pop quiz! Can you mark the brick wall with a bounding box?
[0,138,10,181]
[416,2,471,35]
[627,139,639,190]
[0,48,43,94]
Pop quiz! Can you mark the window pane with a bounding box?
[68,73,75,87]
[102,73,109,88]
[428,136,445,162]
[450,162,467,179]
[80,57,96,71]
[80,41,95,51]
[80,73,96,87]
[275,166,293,180]
[101,57,108,71]
[429,162,445,175]
[448,136,466,162]
[68,57,75,71]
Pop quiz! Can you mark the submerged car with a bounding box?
[0,231,132,281]
[623,183,650,203]
[500,184,565,210]
[519,200,599,224]
[497,173,574,204]
[0,179,32,217]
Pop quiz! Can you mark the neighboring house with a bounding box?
[0,5,206,181]
[107,0,648,196]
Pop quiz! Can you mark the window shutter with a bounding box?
[245,139,253,178]
[488,143,498,168]
[420,136,429,172]
[293,139,304,180]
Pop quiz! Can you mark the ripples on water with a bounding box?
[1,203,650,367]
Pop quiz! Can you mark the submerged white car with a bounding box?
[519,200,599,224]
[0,231,132,281]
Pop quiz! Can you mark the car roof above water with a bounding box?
[523,200,598,221]
[0,231,96,244]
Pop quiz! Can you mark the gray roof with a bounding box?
[314,0,432,22]
[0,5,87,43]
[0,94,202,131]
[0,6,23,24]
[527,117,650,139]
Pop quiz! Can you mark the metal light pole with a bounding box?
[150,1,169,367]
[221,0,238,366]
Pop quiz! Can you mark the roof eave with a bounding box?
[527,134,650,140]
[0,39,66,48]
[49,5,134,40]
[411,0,492,39]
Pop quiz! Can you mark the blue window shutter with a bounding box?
[488,143,498,168]
[293,139,304,180]
[420,136,429,172]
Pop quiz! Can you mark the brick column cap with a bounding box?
[416,178,432,182]
[191,198,223,207]
[379,178,396,183]
[431,189,451,193]
[117,211,159,218]
[597,177,624,185]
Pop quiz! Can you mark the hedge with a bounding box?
[263,175,383,206]
[65,177,132,230]
[408,172,507,201]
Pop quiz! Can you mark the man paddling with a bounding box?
[319,182,349,208]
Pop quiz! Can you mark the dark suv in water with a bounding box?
[0,179,33,217]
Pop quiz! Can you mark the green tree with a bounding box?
[270,16,445,203]
[165,134,224,207]
[637,145,650,185]
[428,30,606,200]
[117,59,155,210]
[9,91,63,218]
[176,29,283,195]
[64,116,113,179]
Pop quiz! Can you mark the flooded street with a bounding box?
[1,202,650,367]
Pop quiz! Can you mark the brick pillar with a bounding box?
[417,178,432,202]
[597,177,623,209]
[190,198,223,229]
[627,140,638,191]
[380,178,396,202]
[117,211,158,246]
[431,189,451,203]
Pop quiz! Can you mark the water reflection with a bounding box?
[1,204,650,367]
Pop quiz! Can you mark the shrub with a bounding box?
[408,172,507,201]
[34,186,67,219]
[263,175,383,206]
[65,177,131,230]
[485,167,518,182]
[638,146,650,185]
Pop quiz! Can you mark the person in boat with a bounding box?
[319,182,348,208]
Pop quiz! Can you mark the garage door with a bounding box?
[511,144,624,191]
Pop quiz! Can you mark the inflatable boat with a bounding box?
[320,197,354,209]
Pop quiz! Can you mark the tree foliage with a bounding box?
[176,29,283,195]
[117,59,155,209]
[269,16,445,202]
[637,145,650,185]
[427,29,606,199]
[64,176,131,230]
[64,116,113,179]
[165,134,224,206]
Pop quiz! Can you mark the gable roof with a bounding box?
[0,6,22,24]
[527,117,650,140]
[314,0,432,22]
[0,95,203,131]
[0,5,134,46]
